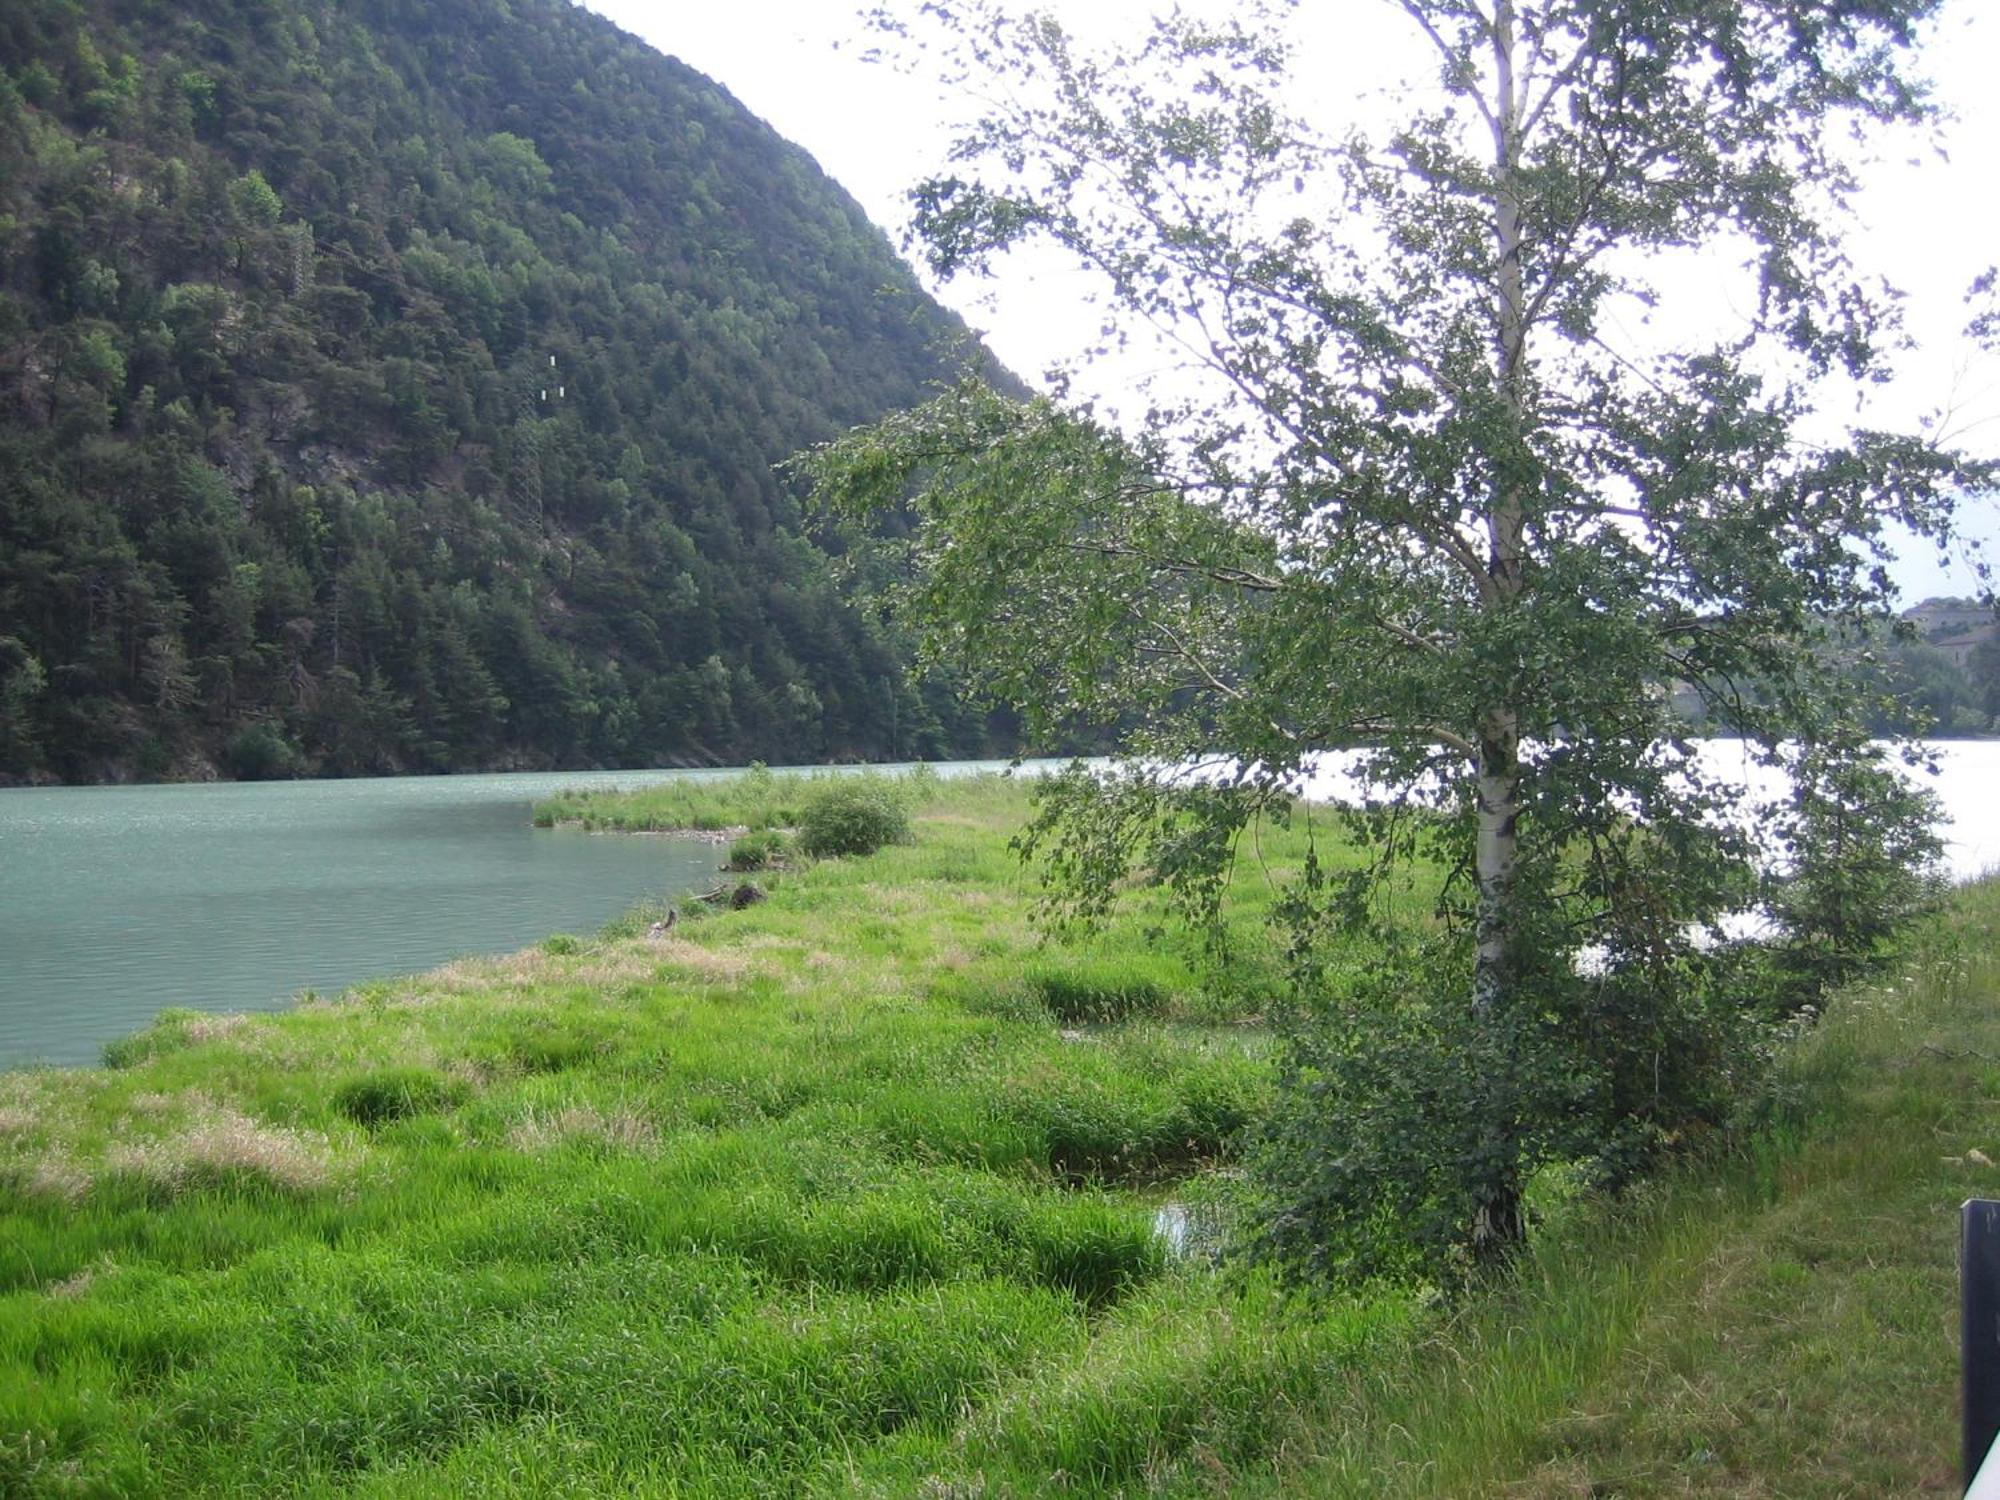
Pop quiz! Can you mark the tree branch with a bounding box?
[1398,0,1501,138]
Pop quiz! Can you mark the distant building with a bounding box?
[1903,597,1999,669]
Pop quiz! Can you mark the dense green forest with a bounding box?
[0,0,1009,783]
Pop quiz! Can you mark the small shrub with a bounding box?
[798,781,911,859]
[1251,925,1763,1283]
[332,1068,465,1127]
[1253,974,1531,1284]
[1766,741,1945,1008]
[726,829,791,871]
[540,933,582,956]
[222,721,299,781]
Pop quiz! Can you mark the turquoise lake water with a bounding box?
[0,769,736,1069]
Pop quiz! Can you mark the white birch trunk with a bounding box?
[1471,0,1530,1257]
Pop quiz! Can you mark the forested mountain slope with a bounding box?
[0,0,1003,782]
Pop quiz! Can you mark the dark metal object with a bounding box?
[1963,1199,2000,1492]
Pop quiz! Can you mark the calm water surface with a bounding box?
[0,768,742,1069]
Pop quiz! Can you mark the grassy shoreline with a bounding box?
[530,764,941,835]
[1,773,1990,1495]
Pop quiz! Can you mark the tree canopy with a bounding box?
[806,0,1994,1273]
[0,0,1011,782]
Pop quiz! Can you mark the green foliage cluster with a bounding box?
[1256,746,1946,1284]
[1842,631,1991,736]
[331,1067,465,1127]
[539,760,947,879]
[724,828,790,871]
[0,0,1007,783]
[1255,932,1765,1283]
[1680,603,2000,738]
[534,775,799,833]
[98,1005,208,1069]
[1765,737,1948,1004]
[796,777,912,858]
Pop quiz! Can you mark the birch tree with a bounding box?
[805,0,1992,1267]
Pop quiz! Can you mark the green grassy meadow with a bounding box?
[1,771,1992,1496]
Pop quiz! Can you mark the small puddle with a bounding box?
[1151,1199,1229,1263]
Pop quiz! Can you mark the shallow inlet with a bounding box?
[0,769,732,1070]
[0,758,1042,1072]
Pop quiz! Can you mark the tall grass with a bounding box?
[531,763,943,833]
[0,775,1291,1496]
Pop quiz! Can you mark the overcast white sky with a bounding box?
[584,0,2000,602]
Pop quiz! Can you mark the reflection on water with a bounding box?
[1152,1199,1231,1263]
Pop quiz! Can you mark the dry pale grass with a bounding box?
[733,932,909,996]
[0,1073,46,1107]
[5,1153,92,1202]
[103,1102,335,1194]
[0,1070,79,1119]
[927,885,1011,907]
[214,1032,358,1072]
[917,812,1014,832]
[181,1012,252,1044]
[45,1260,114,1300]
[441,1056,493,1090]
[565,951,678,989]
[405,942,691,1001]
[0,1072,109,1152]
[649,939,756,983]
[505,1103,659,1155]
[842,885,941,919]
[423,950,557,995]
